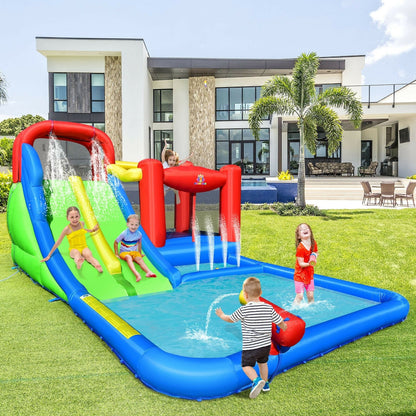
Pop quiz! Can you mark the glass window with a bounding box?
[154,130,173,161]
[154,89,173,122]
[215,87,266,121]
[53,73,67,112]
[215,128,270,174]
[91,74,105,113]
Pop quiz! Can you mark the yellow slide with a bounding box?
[68,176,121,275]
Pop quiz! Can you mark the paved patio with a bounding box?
[304,176,412,209]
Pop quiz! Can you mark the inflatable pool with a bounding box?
[7,121,409,400]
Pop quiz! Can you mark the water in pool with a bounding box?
[104,273,378,358]
[241,180,267,187]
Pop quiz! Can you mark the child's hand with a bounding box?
[40,255,50,263]
[215,307,223,318]
[92,224,99,232]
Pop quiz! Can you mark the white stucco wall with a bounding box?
[398,118,416,177]
[341,130,361,172]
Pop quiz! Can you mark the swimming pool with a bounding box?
[241,179,267,187]
[104,273,378,358]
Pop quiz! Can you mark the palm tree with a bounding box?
[0,72,7,105]
[249,52,362,207]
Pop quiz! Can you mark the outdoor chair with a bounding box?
[360,181,380,205]
[395,181,416,207]
[359,161,378,177]
[379,182,396,207]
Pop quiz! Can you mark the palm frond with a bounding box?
[248,96,295,139]
[292,52,319,109]
[308,104,343,154]
[302,117,318,155]
[261,76,293,100]
[319,87,363,128]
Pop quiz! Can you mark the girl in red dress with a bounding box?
[294,223,318,304]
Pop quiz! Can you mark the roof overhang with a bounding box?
[148,57,346,80]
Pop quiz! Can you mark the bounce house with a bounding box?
[7,121,409,400]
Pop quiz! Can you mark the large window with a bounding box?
[216,87,266,121]
[154,89,173,122]
[53,73,67,112]
[315,83,341,95]
[216,128,269,174]
[287,123,341,174]
[154,130,173,161]
[91,74,105,112]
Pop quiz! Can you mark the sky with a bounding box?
[1,0,416,121]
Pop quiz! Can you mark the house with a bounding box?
[36,37,416,178]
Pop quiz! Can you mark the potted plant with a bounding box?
[266,170,298,203]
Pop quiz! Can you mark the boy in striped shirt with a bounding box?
[216,276,287,399]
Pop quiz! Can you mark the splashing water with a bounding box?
[220,216,228,268]
[232,216,241,267]
[44,133,76,217]
[205,216,215,270]
[193,217,201,272]
[90,139,109,182]
[204,292,239,335]
[45,133,76,181]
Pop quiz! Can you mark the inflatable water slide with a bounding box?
[7,121,409,400]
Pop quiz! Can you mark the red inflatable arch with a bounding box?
[138,159,241,247]
[12,120,115,183]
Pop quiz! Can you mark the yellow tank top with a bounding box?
[67,226,88,252]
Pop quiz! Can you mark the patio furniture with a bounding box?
[359,161,378,177]
[379,182,396,206]
[313,162,354,176]
[395,181,416,207]
[308,162,323,175]
[360,181,380,205]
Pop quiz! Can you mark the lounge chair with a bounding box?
[360,181,380,205]
[395,181,416,207]
[379,182,396,206]
[359,161,378,177]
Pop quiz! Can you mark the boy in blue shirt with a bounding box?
[114,214,157,281]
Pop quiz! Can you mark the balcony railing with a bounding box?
[346,82,416,108]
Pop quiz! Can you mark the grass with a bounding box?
[1,209,415,416]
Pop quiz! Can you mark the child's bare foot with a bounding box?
[76,258,84,269]
[95,264,103,273]
[135,273,142,282]
[146,272,157,278]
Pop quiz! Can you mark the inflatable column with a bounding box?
[138,159,166,247]
[219,165,241,243]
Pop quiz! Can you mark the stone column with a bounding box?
[189,76,215,169]
[105,56,122,161]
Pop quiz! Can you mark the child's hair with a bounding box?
[66,206,80,217]
[295,223,315,251]
[174,152,180,165]
[127,214,140,223]
[164,148,175,162]
[243,277,262,297]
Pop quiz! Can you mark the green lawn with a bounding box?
[1,209,415,416]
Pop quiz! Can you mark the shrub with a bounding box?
[277,170,294,180]
[0,171,12,212]
[0,137,14,166]
[241,202,325,216]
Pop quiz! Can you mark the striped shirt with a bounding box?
[115,229,142,254]
[230,301,283,350]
